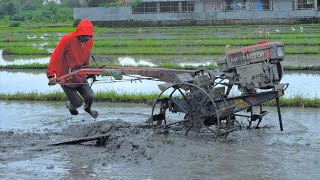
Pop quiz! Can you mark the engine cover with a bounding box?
[217,41,284,91]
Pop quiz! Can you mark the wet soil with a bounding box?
[1,101,320,179]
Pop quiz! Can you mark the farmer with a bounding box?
[47,19,98,118]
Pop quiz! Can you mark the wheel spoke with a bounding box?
[150,82,220,139]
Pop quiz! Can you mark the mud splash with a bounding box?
[1,101,320,179]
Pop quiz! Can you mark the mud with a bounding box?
[1,101,320,179]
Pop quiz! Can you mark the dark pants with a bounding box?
[61,81,94,111]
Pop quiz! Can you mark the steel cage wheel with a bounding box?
[150,82,221,140]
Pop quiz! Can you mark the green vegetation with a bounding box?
[284,65,320,71]
[1,92,320,107]
[3,47,49,55]
[0,2,319,106]
[0,91,160,103]
[2,24,320,57]
[0,0,124,25]
[264,96,320,108]
[0,63,48,69]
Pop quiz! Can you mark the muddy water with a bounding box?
[0,101,151,131]
[1,69,320,98]
[1,52,319,178]
[0,101,320,179]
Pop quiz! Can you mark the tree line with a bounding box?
[0,0,126,24]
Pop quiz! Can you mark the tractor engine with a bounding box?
[217,41,285,94]
[148,41,288,138]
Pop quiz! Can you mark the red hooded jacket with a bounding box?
[47,20,94,87]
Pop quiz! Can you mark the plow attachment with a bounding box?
[148,80,288,139]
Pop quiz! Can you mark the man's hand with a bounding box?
[87,74,97,79]
[86,74,96,81]
[48,77,57,86]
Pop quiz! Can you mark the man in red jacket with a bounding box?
[47,19,98,118]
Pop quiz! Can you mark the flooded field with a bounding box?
[0,101,320,179]
[0,50,215,67]
[1,50,319,67]
[1,69,319,98]
[1,47,320,179]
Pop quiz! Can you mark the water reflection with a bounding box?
[0,151,69,179]
[118,56,156,66]
[283,71,320,98]
[0,50,216,67]
[179,61,212,67]
[0,50,50,65]
[0,70,163,94]
[115,55,215,67]
[0,101,152,131]
[31,42,49,50]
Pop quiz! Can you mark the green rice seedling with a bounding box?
[158,62,182,68]
[25,27,76,33]
[264,95,320,108]
[0,63,48,69]
[3,47,50,55]
[284,65,320,71]
[94,91,159,103]
[1,91,319,107]
[0,92,67,101]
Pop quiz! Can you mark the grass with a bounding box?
[1,92,320,107]
[0,92,67,101]
[0,91,160,103]
[283,65,320,71]
[263,96,320,108]
[0,63,48,69]
[3,47,50,55]
[3,45,320,56]
[2,23,320,57]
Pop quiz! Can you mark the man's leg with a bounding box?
[61,85,83,115]
[77,82,99,118]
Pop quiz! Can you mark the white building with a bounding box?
[74,0,320,26]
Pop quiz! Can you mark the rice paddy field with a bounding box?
[0,23,320,106]
[2,23,320,180]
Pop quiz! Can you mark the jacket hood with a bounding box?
[75,20,94,37]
